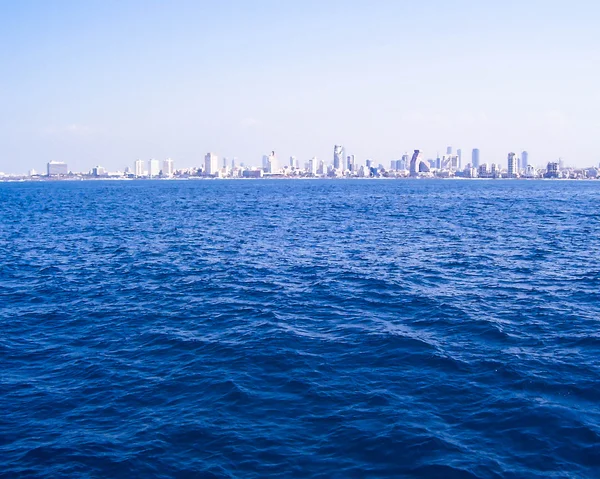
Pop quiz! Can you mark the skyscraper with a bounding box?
[347,155,355,172]
[446,146,452,155]
[205,152,219,176]
[162,158,174,177]
[267,151,278,173]
[472,149,480,169]
[289,156,296,168]
[148,159,160,178]
[333,145,344,170]
[521,151,529,170]
[507,152,517,177]
[457,149,462,170]
[409,150,421,176]
[134,159,144,177]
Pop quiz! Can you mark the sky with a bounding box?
[1,0,599,173]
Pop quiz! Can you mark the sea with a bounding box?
[1,179,599,479]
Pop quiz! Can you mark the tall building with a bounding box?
[267,151,278,173]
[47,161,68,177]
[521,151,529,170]
[457,149,462,170]
[148,159,160,178]
[507,152,518,177]
[205,152,219,176]
[409,150,421,176]
[162,158,174,177]
[262,155,269,170]
[333,145,344,170]
[347,155,355,172]
[446,146,452,155]
[289,156,296,168]
[308,157,318,175]
[472,149,480,169]
[134,159,144,177]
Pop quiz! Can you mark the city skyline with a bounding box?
[1,1,599,173]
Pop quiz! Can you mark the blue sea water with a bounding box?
[1,179,600,479]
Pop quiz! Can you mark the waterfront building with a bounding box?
[262,155,269,170]
[472,148,480,169]
[347,155,355,172]
[333,145,344,171]
[162,158,174,177]
[134,159,144,177]
[409,150,422,176]
[267,151,278,173]
[446,146,452,155]
[92,165,106,177]
[148,159,160,178]
[47,160,68,177]
[522,151,529,170]
[478,163,489,177]
[205,152,219,176]
[545,162,560,178]
[308,157,318,175]
[457,149,462,170]
[507,152,518,177]
[289,156,296,168]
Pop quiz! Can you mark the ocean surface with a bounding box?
[1,179,599,479]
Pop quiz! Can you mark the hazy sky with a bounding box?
[1,0,599,173]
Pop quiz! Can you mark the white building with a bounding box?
[162,158,174,177]
[134,159,145,177]
[507,152,518,177]
[205,152,219,176]
[148,158,160,178]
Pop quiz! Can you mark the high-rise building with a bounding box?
[289,156,296,168]
[409,150,421,176]
[333,145,344,170]
[92,165,106,177]
[457,149,462,170]
[162,158,174,177]
[507,152,518,177]
[47,161,68,177]
[267,151,278,173]
[446,146,453,155]
[205,153,219,176]
[472,149,480,169]
[521,151,529,170]
[134,159,144,177]
[309,157,318,175]
[347,155,355,172]
[148,159,160,178]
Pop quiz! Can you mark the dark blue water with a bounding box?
[1,179,599,478]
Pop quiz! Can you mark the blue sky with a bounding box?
[1,0,598,173]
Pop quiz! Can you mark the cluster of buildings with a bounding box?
[10,147,600,181]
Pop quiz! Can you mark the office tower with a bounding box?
[522,151,529,170]
[309,157,318,175]
[347,155,355,172]
[222,157,228,169]
[333,145,345,170]
[507,152,517,177]
[409,150,421,176]
[435,156,441,169]
[92,166,106,177]
[457,149,462,169]
[231,157,237,169]
[162,158,174,177]
[446,146,452,155]
[134,159,144,177]
[472,149,480,169]
[289,156,296,168]
[47,161,68,177]
[267,151,278,173]
[262,155,269,170]
[205,152,219,176]
[365,158,372,168]
[148,159,160,178]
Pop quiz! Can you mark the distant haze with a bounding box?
[1,0,599,173]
